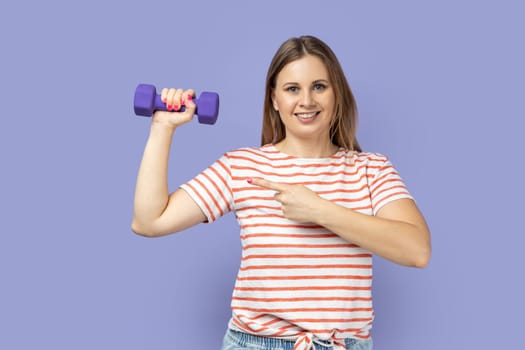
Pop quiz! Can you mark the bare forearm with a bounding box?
[314,199,430,267]
[132,123,176,230]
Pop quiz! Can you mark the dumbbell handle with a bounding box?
[146,92,216,116]
[134,84,219,125]
[154,94,191,113]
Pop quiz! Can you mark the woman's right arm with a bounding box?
[131,88,207,237]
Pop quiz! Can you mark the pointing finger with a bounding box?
[248,178,288,192]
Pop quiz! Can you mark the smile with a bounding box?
[295,112,320,120]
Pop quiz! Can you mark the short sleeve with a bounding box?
[180,154,233,223]
[369,156,414,215]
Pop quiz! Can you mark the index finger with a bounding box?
[248,178,288,192]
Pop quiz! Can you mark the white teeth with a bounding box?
[296,112,317,119]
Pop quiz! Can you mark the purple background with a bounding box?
[1,0,524,349]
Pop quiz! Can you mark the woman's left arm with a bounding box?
[249,178,431,268]
[316,197,431,268]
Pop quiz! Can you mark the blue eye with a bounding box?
[313,84,326,91]
[287,86,299,92]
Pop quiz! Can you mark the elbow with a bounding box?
[411,226,432,268]
[131,218,174,238]
[414,254,430,269]
[413,246,431,269]
[131,219,156,238]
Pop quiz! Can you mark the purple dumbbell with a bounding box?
[133,84,219,125]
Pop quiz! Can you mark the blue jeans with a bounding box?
[221,329,373,350]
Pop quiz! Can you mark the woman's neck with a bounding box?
[274,139,339,158]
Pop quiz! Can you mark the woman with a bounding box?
[132,35,431,350]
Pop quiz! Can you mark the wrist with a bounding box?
[312,196,335,226]
[150,120,177,134]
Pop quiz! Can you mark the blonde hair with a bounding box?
[261,35,361,152]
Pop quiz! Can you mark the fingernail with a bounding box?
[174,104,179,111]
[167,104,172,110]
[247,178,253,184]
[187,95,192,101]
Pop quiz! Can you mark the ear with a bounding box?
[271,91,279,111]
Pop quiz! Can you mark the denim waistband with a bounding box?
[223,328,367,350]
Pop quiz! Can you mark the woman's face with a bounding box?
[272,54,335,143]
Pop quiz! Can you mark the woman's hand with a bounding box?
[249,178,325,223]
[152,88,196,128]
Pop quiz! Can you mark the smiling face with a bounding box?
[271,54,335,146]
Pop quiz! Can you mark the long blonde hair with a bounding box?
[261,35,361,152]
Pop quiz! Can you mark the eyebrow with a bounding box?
[281,79,330,87]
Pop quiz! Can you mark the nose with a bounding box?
[299,90,315,107]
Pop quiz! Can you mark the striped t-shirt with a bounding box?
[181,144,413,349]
